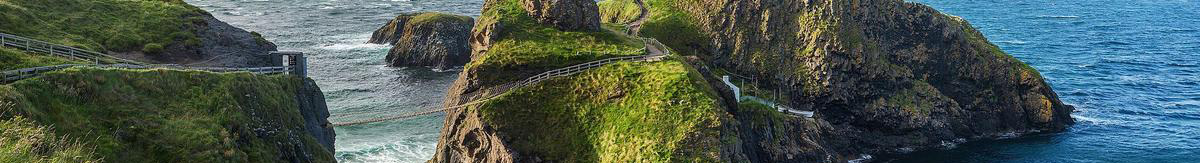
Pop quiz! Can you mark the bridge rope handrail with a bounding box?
[329,54,668,126]
[1,64,291,83]
[330,1,673,126]
[0,33,298,83]
[0,33,145,65]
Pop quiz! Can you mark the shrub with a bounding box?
[142,43,164,54]
[104,33,144,51]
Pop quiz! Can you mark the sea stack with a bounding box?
[369,12,474,70]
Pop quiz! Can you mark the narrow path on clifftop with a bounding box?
[626,0,649,37]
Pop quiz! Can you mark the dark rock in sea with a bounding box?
[521,0,601,31]
[369,12,474,70]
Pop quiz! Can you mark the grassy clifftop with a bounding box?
[435,0,730,162]
[0,47,83,70]
[1,104,101,163]
[0,0,204,52]
[468,0,645,83]
[475,61,725,162]
[0,68,333,162]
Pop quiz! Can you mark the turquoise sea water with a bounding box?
[185,0,1198,162]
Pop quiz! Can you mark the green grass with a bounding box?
[474,61,724,162]
[408,12,473,25]
[468,0,645,83]
[878,80,939,116]
[0,47,83,71]
[636,0,711,57]
[0,68,333,163]
[597,0,643,24]
[0,0,204,52]
[1,102,101,163]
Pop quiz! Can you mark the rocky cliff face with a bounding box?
[621,0,1074,161]
[183,15,279,67]
[296,78,336,151]
[118,11,279,67]
[368,12,474,70]
[521,0,601,31]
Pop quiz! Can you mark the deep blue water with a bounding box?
[184,0,1199,162]
[892,0,1200,162]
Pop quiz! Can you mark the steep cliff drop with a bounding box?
[368,12,475,70]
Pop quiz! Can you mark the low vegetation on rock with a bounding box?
[0,47,83,70]
[0,0,204,52]
[0,68,334,162]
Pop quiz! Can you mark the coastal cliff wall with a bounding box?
[604,0,1075,161]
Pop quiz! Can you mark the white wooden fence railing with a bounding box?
[0,33,144,65]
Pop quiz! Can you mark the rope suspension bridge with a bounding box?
[2,0,684,127]
[0,32,307,83]
[327,52,670,127]
[327,0,675,127]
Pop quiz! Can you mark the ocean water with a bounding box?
[184,0,482,162]
[183,0,1199,162]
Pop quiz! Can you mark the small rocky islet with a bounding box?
[368,12,474,70]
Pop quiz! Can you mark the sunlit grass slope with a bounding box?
[475,61,726,162]
[0,0,204,52]
[0,68,333,162]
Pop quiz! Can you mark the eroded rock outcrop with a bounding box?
[521,0,601,31]
[368,12,474,70]
[135,12,279,67]
[616,0,1075,161]
[186,15,279,67]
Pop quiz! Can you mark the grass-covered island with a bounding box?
[1,0,333,162]
[431,0,1074,162]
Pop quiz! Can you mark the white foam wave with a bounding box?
[320,43,390,51]
[1073,115,1116,125]
[1037,15,1081,19]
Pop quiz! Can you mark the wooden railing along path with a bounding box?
[0,33,144,65]
[0,33,299,83]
